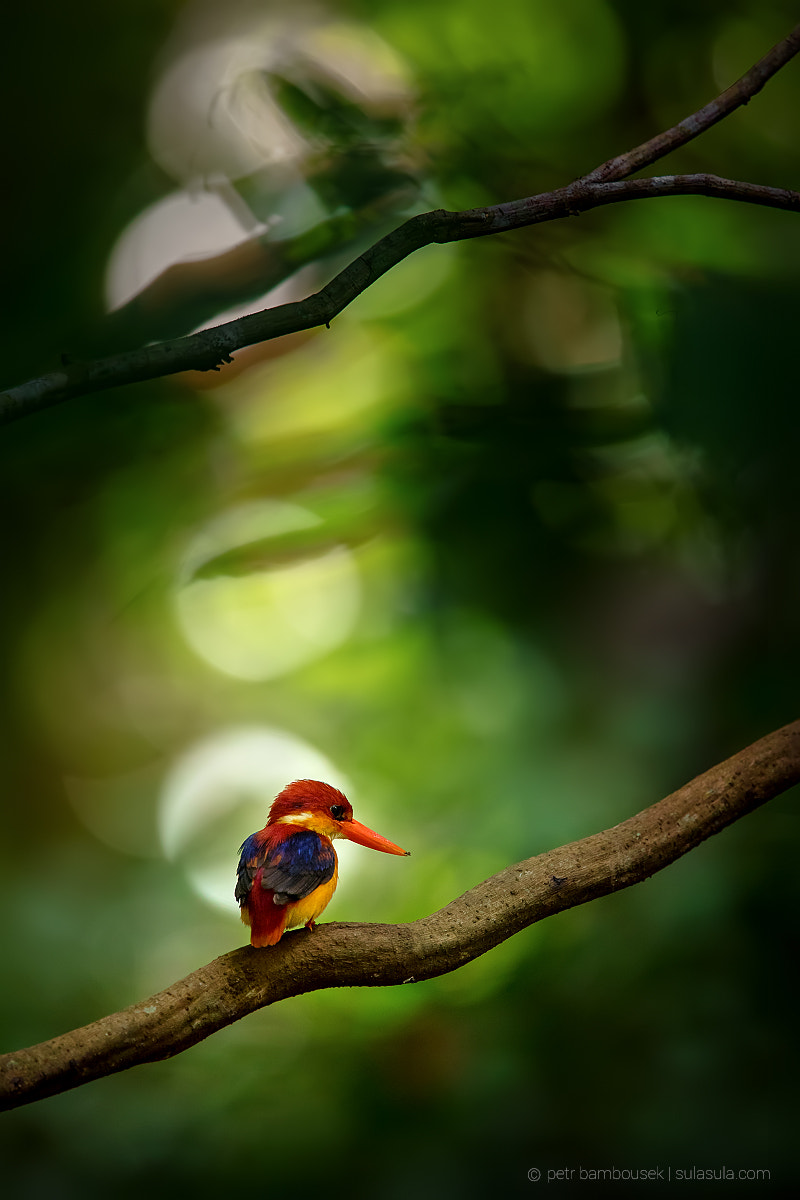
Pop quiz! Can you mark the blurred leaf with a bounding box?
[266,70,405,148]
[190,479,393,580]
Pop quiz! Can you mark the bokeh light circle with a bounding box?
[173,500,362,681]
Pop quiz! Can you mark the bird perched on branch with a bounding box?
[236,779,410,947]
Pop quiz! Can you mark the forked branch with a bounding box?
[2,718,799,1112]
[1,24,799,425]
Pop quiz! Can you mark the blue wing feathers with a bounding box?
[236,829,336,905]
[235,832,265,905]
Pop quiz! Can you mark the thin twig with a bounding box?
[583,23,800,182]
[98,190,416,356]
[3,23,800,424]
[1,718,799,1111]
[2,173,798,425]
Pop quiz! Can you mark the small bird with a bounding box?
[236,779,410,947]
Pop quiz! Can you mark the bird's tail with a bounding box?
[244,869,288,947]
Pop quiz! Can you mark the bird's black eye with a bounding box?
[330,804,346,820]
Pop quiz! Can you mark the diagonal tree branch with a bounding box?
[2,24,799,426]
[583,22,800,182]
[97,187,417,356]
[2,718,798,1112]
[2,174,799,426]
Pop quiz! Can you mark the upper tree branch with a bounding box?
[2,23,800,425]
[2,174,799,426]
[2,718,799,1112]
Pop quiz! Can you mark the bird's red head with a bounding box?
[267,779,409,856]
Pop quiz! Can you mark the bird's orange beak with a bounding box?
[342,819,409,856]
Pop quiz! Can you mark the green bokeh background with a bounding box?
[2,1,799,1195]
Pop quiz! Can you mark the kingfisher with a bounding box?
[236,779,410,947]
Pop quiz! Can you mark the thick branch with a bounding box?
[2,173,798,425]
[584,23,800,182]
[2,718,798,1112]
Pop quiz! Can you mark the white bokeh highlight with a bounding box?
[159,725,350,912]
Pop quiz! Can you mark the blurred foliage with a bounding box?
[1,0,800,1196]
